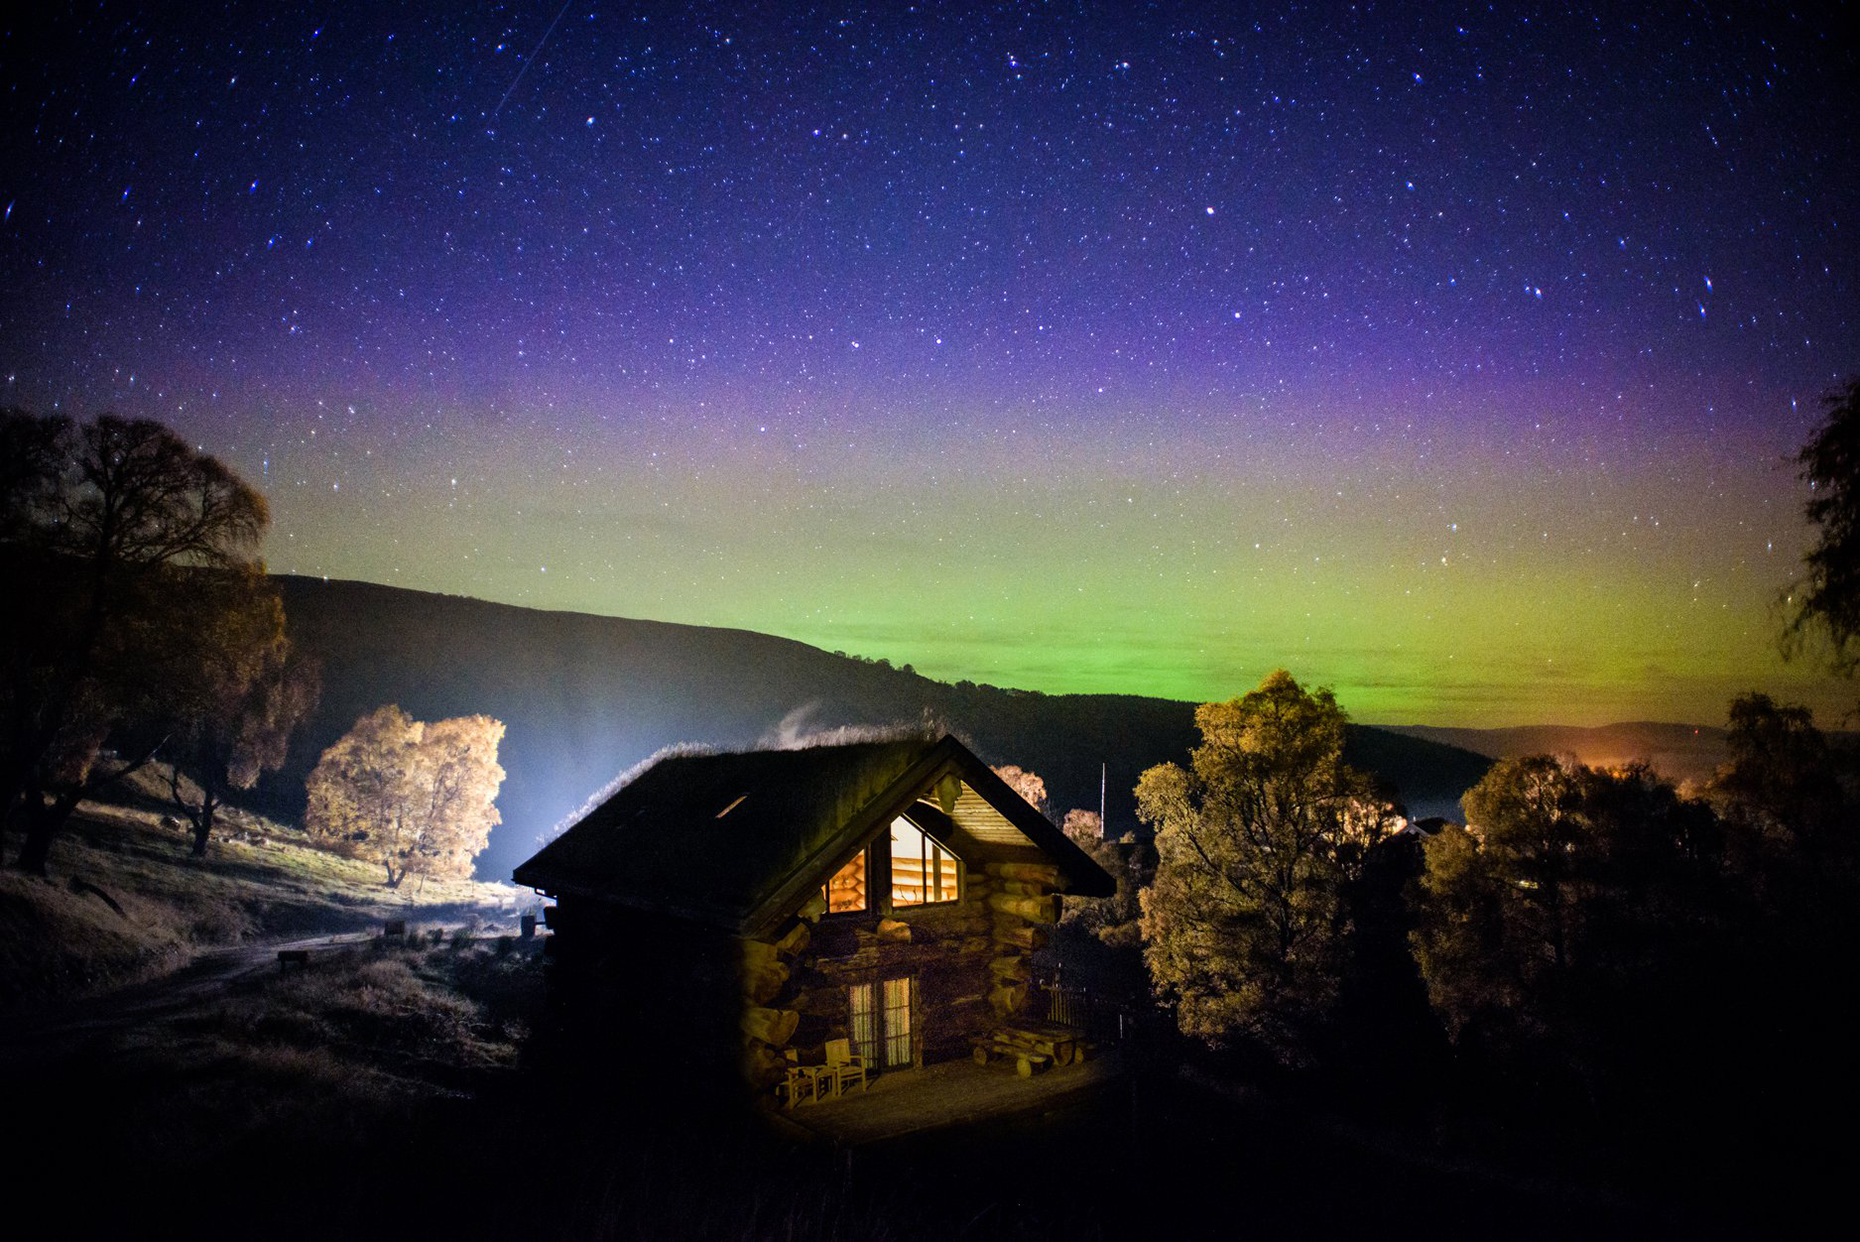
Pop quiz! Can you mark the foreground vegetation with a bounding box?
[0,767,524,1007]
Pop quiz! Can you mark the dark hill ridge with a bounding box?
[261,576,1493,880]
[1383,722,1734,789]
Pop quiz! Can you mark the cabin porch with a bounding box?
[769,1047,1122,1146]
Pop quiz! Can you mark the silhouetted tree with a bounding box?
[1,411,268,873]
[1414,756,1731,1118]
[1136,670,1398,1060]
[305,706,505,887]
[162,571,319,856]
[1787,375,1860,673]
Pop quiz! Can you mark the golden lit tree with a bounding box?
[1136,670,1397,1059]
[991,763,1049,816]
[305,706,504,887]
[1059,809,1144,948]
[162,569,318,856]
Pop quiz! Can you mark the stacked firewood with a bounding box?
[737,911,814,1089]
[981,861,1060,1018]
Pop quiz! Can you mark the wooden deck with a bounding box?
[769,1049,1123,1146]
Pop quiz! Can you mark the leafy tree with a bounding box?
[1058,809,1145,948]
[1787,375,1860,673]
[162,570,319,856]
[1135,670,1397,1059]
[1,411,268,873]
[991,764,1049,816]
[305,706,505,887]
[1413,756,1729,1109]
[1706,692,1852,849]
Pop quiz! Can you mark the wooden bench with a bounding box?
[992,1022,1079,1068]
[971,1037,1052,1078]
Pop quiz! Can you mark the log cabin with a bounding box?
[512,733,1115,1106]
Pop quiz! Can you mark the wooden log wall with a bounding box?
[735,858,1066,1089]
[541,856,1069,1102]
[981,861,1060,1020]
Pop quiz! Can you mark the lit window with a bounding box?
[889,817,959,906]
[822,851,867,913]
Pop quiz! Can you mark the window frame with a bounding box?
[886,814,961,908]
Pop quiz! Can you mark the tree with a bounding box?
[162,570,319,856]
[991,764,1049,817]
[1,411,269,874]
[1413,755,1730,1109]
[305,706,505,887]
[1706,692,1852,850]
[1058,809,1144,948]
[1410,756,1586,1049]
[1135,670,1397,1059]
[1787,375,1860,673]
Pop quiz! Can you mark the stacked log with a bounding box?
[983,861,1061,1019]
[736,919,813,1089]
[739,939,790,1006]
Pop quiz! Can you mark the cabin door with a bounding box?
[849,976,915,1070]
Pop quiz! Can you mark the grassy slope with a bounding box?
[0,767,525,1008]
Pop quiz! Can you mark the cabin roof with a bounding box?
[511,733,1114,935]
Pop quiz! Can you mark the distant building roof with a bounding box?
[512,733,1114,936]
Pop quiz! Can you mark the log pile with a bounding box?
[983,861,1060,1019]
[736,917,812,1088]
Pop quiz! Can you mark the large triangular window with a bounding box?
[889,816,959,906]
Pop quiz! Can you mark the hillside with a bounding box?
[264,576,1495,879]
[1384,722,1734,790]
[0,766,523,1008]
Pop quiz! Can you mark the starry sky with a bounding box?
[4,2,1857,727]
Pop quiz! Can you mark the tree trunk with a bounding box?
[13,789,80,877]
[189,797,219,858]
[15,816,55,876]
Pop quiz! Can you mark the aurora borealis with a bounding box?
[3,3,1855,725]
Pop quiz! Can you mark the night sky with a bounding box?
[4,3,1856,726]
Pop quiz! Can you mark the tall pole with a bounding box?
[1100,762,1107,839]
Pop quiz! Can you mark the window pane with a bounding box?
[824,851,866,913]
[883,976,913,1067]
[849,982,878,1065]
[890,818,926,906]
[891,817,956,906]
[933,842,959,902]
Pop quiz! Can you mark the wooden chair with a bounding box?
[823,1038,868,1097]
[776,1048,816,1108]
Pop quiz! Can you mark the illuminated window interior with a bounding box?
[822,851,867,913]
[849,975,915,1069]
[890,816,959,906]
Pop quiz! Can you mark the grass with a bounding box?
[0,764,528,1008]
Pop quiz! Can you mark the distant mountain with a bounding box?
[1382,722,1732,790]
[260,576,1494,880]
